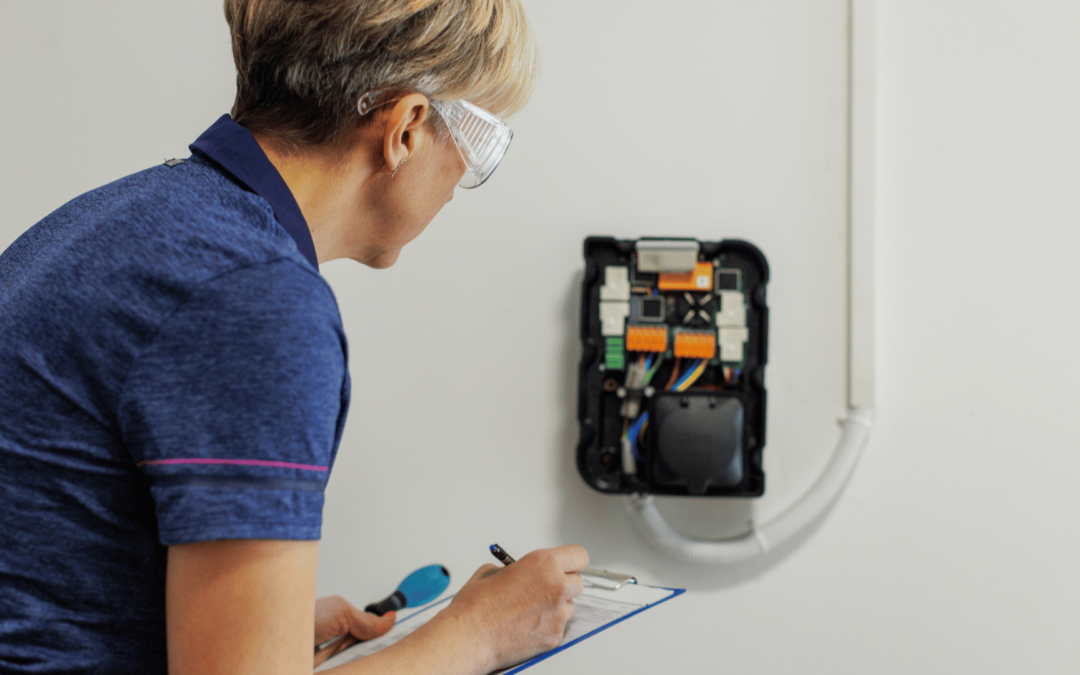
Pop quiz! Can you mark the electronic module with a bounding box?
[577,237,770,497]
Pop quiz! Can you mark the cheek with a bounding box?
[401,168,451,239]
[425,146,463,210]
[442,141,467,190]
[391,142,463,246]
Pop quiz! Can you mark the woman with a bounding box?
[0,1,587,673]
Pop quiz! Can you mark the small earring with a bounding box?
[391,158,406,178]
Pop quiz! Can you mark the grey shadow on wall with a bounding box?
[554,270,834,591]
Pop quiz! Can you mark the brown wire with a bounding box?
[664,357,682,390]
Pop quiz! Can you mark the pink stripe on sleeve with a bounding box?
[136,458,328,471]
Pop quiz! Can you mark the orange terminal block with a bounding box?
[625,325,668,352]
[674,330,716,359]
[658,262,713,291]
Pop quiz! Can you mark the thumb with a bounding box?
[348,609,396,640]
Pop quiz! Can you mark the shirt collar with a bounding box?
[190,115,319,270]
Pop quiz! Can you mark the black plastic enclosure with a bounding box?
[576,237,770,498]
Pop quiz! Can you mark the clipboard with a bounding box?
[316,569,685,673]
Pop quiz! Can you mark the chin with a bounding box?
[358,249,401,269]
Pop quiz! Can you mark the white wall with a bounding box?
[868,2,1080,671]
[1,1,1077,673]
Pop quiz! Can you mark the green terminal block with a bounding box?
[605,337,625,370]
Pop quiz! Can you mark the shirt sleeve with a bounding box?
[117,258,349,546]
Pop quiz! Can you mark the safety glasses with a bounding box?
[358,91,513,189]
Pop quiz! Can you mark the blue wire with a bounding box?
[628,354,658,462]
[628,414,645,453]
[628,412,649,462]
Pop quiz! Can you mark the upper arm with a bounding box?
[167,539,318,675]
[121,263,344,670]
[118,259,349,546]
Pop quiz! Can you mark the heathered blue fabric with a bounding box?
[191,114,320,270]
[0,123,349,673]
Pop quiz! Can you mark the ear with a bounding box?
[381,93,432,174]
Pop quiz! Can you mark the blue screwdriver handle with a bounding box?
[365,564,450,617]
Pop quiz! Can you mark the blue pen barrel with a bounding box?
[365,564,450,617]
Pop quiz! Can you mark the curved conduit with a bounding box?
[624,406,874,565]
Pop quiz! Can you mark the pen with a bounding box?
[490,544,603,588]
[489,543,516,566]
[490,544,630,587]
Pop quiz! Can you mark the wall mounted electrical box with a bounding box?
[577,237,770,497]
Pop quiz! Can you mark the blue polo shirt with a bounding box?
[0,116,349,673]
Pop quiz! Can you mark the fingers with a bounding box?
[314,634,355,667]
[347,607,395,640]
[312,594,395,669]
[314,595,351,645]
[565,571,585,600]
[560,597,577,625]
[473,563,500,580]
[445,545,589,670]
[549,544,589,573]
[317,595,396,643]
[312,605,394,667]
[313,644,336,667]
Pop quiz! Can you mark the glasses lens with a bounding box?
[433,99,513,189]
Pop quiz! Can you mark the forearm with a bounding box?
[326,611,493,675]
[326,546,588,675]
[166,542,584,675]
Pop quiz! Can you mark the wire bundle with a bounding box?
[627,412,649,462]
[671,359,707,392]
[624,357,711,462]
[643,353,663,386]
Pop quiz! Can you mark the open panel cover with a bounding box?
[577,237,770,497]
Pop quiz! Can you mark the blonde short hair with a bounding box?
[225,0,540,149]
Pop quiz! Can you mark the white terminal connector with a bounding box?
[599,266,631,337]
[718,327,749,362]
[715,291,746,327]
[599,301,630,337]
[635,240,700,273]
[599,266,630,301]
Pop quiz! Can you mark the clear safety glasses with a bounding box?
[358,91,513,189]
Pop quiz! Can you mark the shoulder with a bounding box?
[179,257,343,343]
[7,154,303,286]
[0,157,339,403]
[7,153,336,323]
[75,155,298,272]
[118,257,349,464]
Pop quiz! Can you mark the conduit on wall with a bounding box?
[624,0,878,564]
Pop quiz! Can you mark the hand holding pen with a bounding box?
[434,543,588,671]
[491,544,620,588]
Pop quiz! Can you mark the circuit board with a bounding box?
[577,237,770,497]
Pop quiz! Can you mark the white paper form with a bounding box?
[558,583,674,644]
[316,583,682,673]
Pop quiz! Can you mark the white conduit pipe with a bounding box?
[623,406,874,565]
